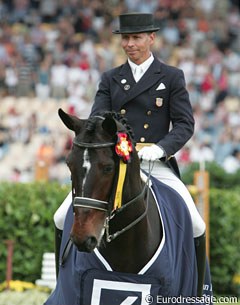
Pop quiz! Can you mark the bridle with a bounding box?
[60,136,152,267]
[72,138,115,213]
[72,137,151,242]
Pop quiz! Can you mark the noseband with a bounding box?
[72,137,150,242]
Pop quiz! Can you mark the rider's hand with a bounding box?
[138,145,165,161]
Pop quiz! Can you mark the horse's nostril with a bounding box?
[85,236,97,252]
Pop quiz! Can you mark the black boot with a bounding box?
[194,233,206,296]
[54,226,63,279]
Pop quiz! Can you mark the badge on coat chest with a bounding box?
[156,97,163,107]
[120,79,131,90]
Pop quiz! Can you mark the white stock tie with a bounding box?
[134,66,143,82]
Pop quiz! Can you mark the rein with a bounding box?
[105,172,151,242]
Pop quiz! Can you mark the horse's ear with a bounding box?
[102,116,118,136]
[58,108,82,133]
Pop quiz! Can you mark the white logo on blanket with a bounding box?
[91,279,151,305]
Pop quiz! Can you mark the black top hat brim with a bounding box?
[112,13,160,34]
[112,27,160,34]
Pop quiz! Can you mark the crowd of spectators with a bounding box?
[0,0,240,182]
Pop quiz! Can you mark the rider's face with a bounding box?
[121,32,155,65]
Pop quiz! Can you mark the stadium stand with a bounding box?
[0,0,239,182]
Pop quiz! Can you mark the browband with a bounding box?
[73,139,115,149]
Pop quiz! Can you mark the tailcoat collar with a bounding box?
[113,57,166,106]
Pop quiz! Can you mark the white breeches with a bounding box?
[141,160,206,238]
[54,160,206,237]
[54,191,72,230]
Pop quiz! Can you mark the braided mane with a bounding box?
[103,111,135,142]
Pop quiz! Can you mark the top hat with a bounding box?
[113,13,160,34]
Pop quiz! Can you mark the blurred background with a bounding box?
[0,0,239,183]
[0,1,239,304]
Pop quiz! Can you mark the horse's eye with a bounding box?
[102,165,114,174]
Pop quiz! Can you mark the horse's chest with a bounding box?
[75,247,173,305]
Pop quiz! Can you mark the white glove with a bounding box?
[138,145,164,161]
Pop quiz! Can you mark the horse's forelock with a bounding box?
[85,117,99,133]
[83,116,109,144]
[83,113,135,145]
[103,112,135,141]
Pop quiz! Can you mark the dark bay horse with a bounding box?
[59,108,162,273]
[45,109,212,305]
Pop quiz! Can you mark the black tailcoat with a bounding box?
[91,57,194,176]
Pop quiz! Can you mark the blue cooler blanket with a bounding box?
[45,177,212,305]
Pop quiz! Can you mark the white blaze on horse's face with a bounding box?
[82,148,91,196]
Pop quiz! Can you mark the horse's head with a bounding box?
[59,109,141,252]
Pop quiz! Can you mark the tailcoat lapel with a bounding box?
[113,58,166,107]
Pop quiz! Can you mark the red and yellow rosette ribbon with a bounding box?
[115,132,133,163]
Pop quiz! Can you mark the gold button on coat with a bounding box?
[140,137,145,142]
[120,109,126,115]
[144,123,149,129]
[147,110,151,115]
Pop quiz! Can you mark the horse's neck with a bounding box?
[99,185,162,273]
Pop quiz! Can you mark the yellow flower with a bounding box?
[0,280,35,292]
[233,274,240,285]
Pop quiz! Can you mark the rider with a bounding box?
[54,12,206,295]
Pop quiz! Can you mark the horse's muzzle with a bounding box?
[70,235,98,252]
